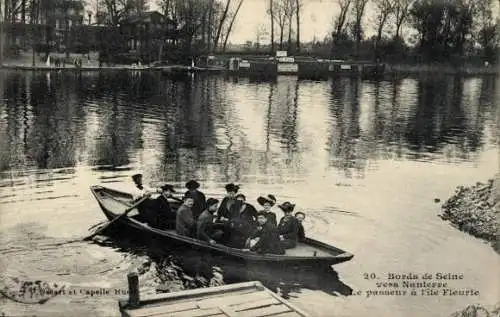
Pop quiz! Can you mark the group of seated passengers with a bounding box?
[130,174,306,255]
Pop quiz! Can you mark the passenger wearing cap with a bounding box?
[184,180,206,221]
[244,211,284,255]
[197,198,224,245]
[153,184,181,229]
[277,202,300,249]
[256,194,278,227]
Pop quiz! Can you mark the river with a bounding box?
[0,70,498,317]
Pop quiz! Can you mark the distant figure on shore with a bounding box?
[184,180,206,220]
[197,198,224,245]
[244,212,284,255]
[295,212,306,242]
[277,202,299,249]
[176,195,196,237]
[257,194,277,227]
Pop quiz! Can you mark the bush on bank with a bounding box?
[440,175,499,254]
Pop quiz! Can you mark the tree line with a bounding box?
[1,0,498,64]
[266,0,498,64]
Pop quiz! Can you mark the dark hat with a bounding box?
[256,211,268,217]
[235,193,246,200]
[278,201,295,212]
[225,183,240,193]
[131,173,143,181]
[206,198,219,207]
[295,211,306,218]
[257,194,276,206]
[160,184,176,192]
[185,180,200,190]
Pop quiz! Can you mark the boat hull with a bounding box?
[90,185,354,271]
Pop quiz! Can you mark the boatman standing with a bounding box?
[130,173,160,224]
[131,173,159,200]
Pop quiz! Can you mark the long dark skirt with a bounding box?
[280,239,297,249]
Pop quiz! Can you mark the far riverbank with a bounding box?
[1,51,498,76]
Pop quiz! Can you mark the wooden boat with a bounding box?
[90,185,354,270]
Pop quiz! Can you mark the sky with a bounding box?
[147,0,374,44]
[146,0,499,45]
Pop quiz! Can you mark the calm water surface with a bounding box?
[0,70,498,317]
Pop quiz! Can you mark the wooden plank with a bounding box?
[219,306,239,317]
[126,302,198,317]
[135,288,258,309]
[260,289,310,317]
[137,282,261,306]
[232,298,280,312]
[266,312,303,317]
[168,308,222,317]
[197,291,270,309]
[238,304,291,317]
[155,314,226,317]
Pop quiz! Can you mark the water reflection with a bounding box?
[95,227,353,298]
[0,70,497,180]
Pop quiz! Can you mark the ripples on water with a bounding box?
[0,70,498,317]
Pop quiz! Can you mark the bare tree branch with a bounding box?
[393,0,413,39]
[222,0,244,51]
[332,0,352,41]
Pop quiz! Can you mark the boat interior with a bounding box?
[92,186,343,258]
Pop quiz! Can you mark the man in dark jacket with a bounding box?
[196,198,224,245]
[227,194,258,248]
[277,202,299,249]
[244,212,284,255]
[184,180,206,220]
[176,195,195,237]
[153,184,182,229]
[295,212,306,242]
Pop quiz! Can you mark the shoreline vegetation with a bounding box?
[0,55,497,76]
[439,174,499,255]
[450,303,500,317]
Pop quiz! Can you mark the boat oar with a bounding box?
[83,196,149,241]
